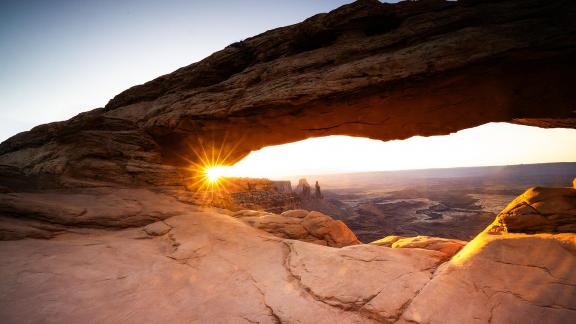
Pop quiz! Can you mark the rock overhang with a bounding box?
[0,0,575,187]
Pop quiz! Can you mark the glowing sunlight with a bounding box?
[204,166,230,183]
[222,123,576,179]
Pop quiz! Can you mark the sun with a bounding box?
[204,166,229,183]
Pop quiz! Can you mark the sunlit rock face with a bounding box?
[371,235,467,260]
[155,177,301,213]
[1,0,575,187]
[0,187,574,323]
[399,232,576,324]
[232,209,361,247]
[494,186,576,233]
[0,208,446,324]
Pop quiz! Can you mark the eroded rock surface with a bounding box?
[0,209,440,324]
[1,0,575,187]
[494,186,576,233]
[286,241,444,322]
[233,209,361,247]
[399,232,576,324]
[1,205,574,324]
[0,187,189,229]
[371,235,467,259]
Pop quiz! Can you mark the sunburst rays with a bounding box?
[176,131,244,204]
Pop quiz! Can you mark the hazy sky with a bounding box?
[220,123,576,178]
[1,0,574,177]
[0,0,354,141]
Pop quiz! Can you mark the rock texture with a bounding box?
[0,0,575,322]
[399,232,576,324]
[0,194,574,323]
[232,209,361,247]
[166,177,301,213]
[1,0,575,188]
[0,207,445,324]
[371,235,467,259]
[493,186,576,233]
[0,187,189,228]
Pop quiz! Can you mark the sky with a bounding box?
[0,0,354,141]
[1,0,574,177]
[217,123,576,179]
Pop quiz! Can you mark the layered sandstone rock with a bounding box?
[371,235,467,259]
[0,194,573,323]
[1,0,575,188]
[0,187,189,228]
[0,209,447,324]
[232,209,361,247]
[162,177,300,213]
[492,186,576,234]
[398,232,576,324]
[0,0,575,322]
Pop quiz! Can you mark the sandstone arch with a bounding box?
[1,3,576,322]
[0,0,575,188]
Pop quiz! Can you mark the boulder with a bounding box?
[281,209,309,218]
[370,235,405,247]
[399,232,576,324]
[232,209,361,247]
[371,235,467,259]
[493,187,576,234]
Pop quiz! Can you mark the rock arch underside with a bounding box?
[1,1,575,323]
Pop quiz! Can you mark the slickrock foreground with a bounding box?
[494,186,576,233]
[0,204,444,324]
[0,184,574,323]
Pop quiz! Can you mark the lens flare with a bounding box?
[181,132,244,200]
[204,166,230,183]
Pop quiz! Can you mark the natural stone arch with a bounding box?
[0,0,575,188]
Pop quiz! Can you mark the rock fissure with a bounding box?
[487,288,576,312]
[280,241,375,319]
[393,261,449,323]
[490,259,569,283]
[245,272,284,324]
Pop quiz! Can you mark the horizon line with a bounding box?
[266,161,576,181]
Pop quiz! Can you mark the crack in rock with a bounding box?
[491,259,572,283]
[393,262,451,324]
[245,272,283,324]
[282,241,445,323]
[485,287,576,312]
